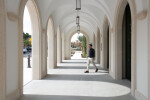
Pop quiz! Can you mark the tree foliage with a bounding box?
[78,35,87,58]
[23,32,31,48]
[23,32,31,40]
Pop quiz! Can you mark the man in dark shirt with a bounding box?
[84,43,98,73]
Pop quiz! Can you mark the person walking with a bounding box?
[84,43,98,73]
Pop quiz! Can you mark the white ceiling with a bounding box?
[36,0,118,35]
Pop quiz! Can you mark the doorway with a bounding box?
[122,4,131,81]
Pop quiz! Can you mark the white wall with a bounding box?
[5,0,21,96]
[135,0,149,98]
[110,32,114,73]
[6,15,19,95]
[136,17,148,97]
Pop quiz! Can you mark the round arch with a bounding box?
[113,0,136,96]
[0,0,6,99]
[66,31,90,60]
[18,0,42,95]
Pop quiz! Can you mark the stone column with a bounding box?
[96,28,100,64]
[54,34,57,68]
[62,32,65,60]
[41,29,47,78]
[57,27,62,63]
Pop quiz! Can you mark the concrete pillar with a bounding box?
[42,30,47,78]
[57,27,62,63]
[62,32,65,60]
[96,28,100,64]
[47,28,55,69]
[93,34,95,49]
[26,1,42,80]
[54,34,57,67]
[47,17,55,69]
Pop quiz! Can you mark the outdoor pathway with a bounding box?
[71,51,86,60]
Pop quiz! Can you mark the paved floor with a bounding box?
[23,52,32,85]
[71,51,86,60]
[20,60,136,100]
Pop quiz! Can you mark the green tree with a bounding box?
[23,32,31,48]
[81,36,87,58]
[78,35,87,58]
[78,35,83,42]
[23,32,31,41]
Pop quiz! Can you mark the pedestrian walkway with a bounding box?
[23,55,32,85]
[71,51,86,60]
[20,60,136,100]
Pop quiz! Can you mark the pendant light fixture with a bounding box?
[76,0,81,34]
[76,0,81,10]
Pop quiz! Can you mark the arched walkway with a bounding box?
[18,0,42,95]
[1,0,150,100]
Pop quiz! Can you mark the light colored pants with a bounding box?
[87,57,97,71]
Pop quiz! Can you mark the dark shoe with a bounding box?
[84,70,89,73]
[95,69,98,72]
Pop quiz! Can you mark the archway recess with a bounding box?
[18,0,42,95]
[114,0,136,96]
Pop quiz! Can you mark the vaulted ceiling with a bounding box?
[36,0,118,35]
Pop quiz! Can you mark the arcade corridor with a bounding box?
[0,0,150,100]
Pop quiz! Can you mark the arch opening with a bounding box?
[66,31,90,60]
[23,6,32,85]
[18,0,42,95]
[71,33,87,60]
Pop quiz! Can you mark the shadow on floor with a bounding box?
[20,94,136,100]
[56,66,105,70]
[43,73,130,88]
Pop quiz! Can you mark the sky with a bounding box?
[71,33,83,42]
[23,6,82,42]
[23,6,32,35]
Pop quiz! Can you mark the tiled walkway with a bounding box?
[20,60,136,100]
